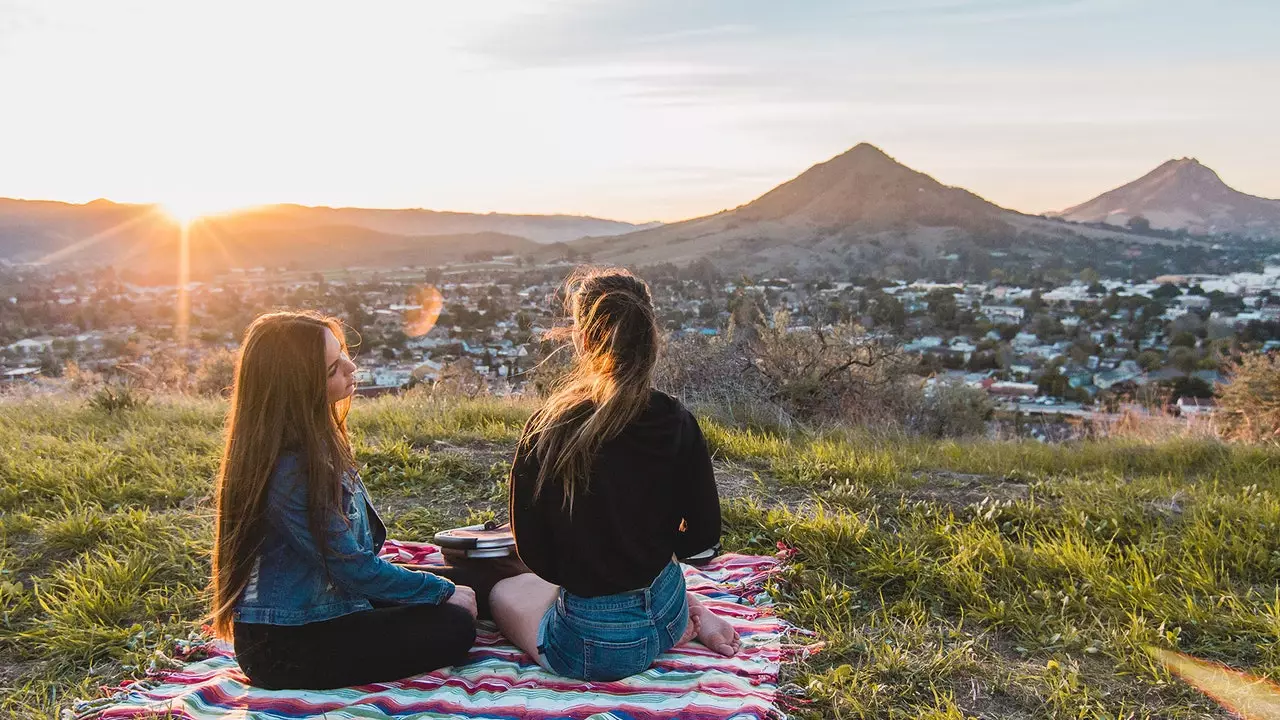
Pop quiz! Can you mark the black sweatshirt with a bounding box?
[509,390,722,597]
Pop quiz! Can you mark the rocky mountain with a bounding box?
[566,143,1149,273]
[1056,158,1280,238]
[0,198,650,273]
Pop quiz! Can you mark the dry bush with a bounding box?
[432,358,490,399]
[193,348,237,397]
[1090,409,1219,442]
[657,314,988,437]
[1217,352,1280,444]
[61,361,104,392]
[749,311,905,422]
[653,332,789,429]
[903,380,994,438]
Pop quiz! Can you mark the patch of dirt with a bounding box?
[375,440,512,525]
[904,470,1031,509]
[714,461,814,511]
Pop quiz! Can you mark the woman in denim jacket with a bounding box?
[490,268,741,682]
[209,311,478,689]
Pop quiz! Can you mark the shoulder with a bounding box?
[649,389,697,424]
[647,389,687,417]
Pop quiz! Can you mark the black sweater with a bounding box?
[509,390,721,597]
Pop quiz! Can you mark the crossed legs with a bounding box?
[489,572,742,671]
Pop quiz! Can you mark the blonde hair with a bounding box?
[524,267,659,512]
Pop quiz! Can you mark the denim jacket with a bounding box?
[234,452,455,626]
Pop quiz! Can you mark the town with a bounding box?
[4,252,1280,423]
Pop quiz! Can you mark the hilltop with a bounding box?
[0,392,1273,718]
[1056,158,1280,238]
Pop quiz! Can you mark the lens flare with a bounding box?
[1148,647,1280,719]
[404,285,444,338]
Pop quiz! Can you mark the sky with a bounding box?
[0,0,1276,223]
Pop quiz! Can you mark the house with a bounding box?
[988,381,1039,398]
[903,336,945,353]
[1176,397,1217,418]
[981,305,1025,324]
[1,367,40,384]
[1012,332,1039,348]
[1094,364,1142,390]
[6,337,54,355]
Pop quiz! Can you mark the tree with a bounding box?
[868,292,905,330]
[1163,375,1214,400]
[39,350,63,378]
[1127,215,1152,233]
[1078,268,1100,285]
[1151,283,1181,301]
[1038,368,1070,398]
[925,289,958,328]
[1169,346,1197,374]
[1137,350,1164,372]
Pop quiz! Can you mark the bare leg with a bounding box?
[489,573,560,669]
[686,592,741,657]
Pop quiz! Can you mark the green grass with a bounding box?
[2,394,1279,718]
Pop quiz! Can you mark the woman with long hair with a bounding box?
[209,311,477,689]
[490,267,740,682]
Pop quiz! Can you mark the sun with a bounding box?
[158,196,246,226]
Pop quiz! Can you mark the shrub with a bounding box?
[1217,352,1280,443]
[87,384,149,414]
[193,348,237,397]
[906,380,994,438]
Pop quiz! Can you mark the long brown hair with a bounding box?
[209,311,354,639]
[524,267,659,511]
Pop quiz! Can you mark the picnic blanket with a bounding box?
[71,540,815,720]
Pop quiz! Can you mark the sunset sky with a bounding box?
[0,0,1276,223]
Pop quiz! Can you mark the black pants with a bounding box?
[233,562,522,690]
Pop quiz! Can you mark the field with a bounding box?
[2,393,1279,718]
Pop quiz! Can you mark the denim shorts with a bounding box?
[537,560,689,681]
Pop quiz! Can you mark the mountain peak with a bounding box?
[1058,157,1280,237]
[829,142,898,169]
[729,141,1005,228]
[1157,156,1223,184]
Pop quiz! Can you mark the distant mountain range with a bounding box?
[0,199,652,274]
[1054,158,1280,238]
[2,145,1274,277]
[564,143,1154,274]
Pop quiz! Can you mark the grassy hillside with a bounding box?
[2,394,1278,718]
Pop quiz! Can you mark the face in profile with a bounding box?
[323,328,357,403]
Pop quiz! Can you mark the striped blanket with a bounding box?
[72,540,812,720]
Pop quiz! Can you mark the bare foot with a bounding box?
[677,606,700,646]
[688,595,741,657]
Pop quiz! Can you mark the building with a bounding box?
[1176,397,1217,418]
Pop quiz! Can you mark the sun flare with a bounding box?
[158,197,246,226]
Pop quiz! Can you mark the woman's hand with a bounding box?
[445,585,478,619]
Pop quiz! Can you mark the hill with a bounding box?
[0,198,649,272]
[565,143,1154,273]
[1056,158,1280,238]
[0,393,1270,718]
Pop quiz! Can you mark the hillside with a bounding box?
[0,198,648,272]
[0,393,1271,718]
[566,143,1159,274]
[1056,158,1280,238]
